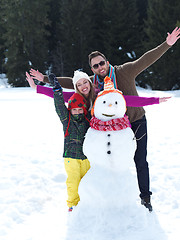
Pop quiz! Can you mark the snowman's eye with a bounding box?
[115,101,118,104]
[103,101,106,104]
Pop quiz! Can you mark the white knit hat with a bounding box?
[72,70,92,92]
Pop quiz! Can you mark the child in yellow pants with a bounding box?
[64,158,90,208]
[48,71,93,211]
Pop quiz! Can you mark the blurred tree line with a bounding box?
[0,0,179,90]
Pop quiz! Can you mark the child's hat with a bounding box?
[67,93,88,115]
[91,76,124,116]
[72,70,92,92]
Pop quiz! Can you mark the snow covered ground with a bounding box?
[0,80,180,239]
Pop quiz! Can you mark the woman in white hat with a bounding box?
[71,70,97,109]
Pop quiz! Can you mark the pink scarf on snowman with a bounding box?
[90,115,131,131]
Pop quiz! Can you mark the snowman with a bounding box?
[78,76,138,209]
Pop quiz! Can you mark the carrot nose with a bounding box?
[108,103,112,107]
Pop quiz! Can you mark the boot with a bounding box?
[141,197,153,212]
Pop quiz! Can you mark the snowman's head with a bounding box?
[93,92,126,121]
[91,76,127,121]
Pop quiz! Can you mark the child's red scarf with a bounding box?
[90,115,131,131]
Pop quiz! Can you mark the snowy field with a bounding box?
[0,79,180,239]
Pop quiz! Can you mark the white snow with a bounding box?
[0,80,180,239]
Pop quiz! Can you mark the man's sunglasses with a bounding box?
[92,60,106,69]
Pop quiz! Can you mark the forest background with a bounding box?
[0,0,179,90]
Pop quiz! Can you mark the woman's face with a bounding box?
[76,78,91,97]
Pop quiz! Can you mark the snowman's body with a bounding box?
[84,127,135,172]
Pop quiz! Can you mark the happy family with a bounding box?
[26,27,180,212]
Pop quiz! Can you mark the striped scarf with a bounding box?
[93,64,117,91]
[90,115,131,131]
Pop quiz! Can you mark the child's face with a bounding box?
[70,107,84,115]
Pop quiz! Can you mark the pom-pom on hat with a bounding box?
[91,76,125,116]
[65,93,89,137]
[72,70,92,92]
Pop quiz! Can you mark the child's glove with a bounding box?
[48,73,62,91]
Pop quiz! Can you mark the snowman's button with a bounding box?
[107,142,111,146]
[107,150,111,154]
[107,134,111,137]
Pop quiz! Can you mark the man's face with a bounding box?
[91,56,109,78]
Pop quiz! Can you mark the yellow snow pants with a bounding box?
[64,158,90,208]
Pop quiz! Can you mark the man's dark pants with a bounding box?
[131,115,152,199]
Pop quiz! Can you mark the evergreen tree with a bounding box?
[0,1,6,74]
[1,0,50,87]
[102,0,139,65]
[46,0,62,75]
[142,0,180,90]
[135,0,148,54]
[52,0,96,77]
[136,0,148,27]
[49,0,142,77]
[86,0,107,55]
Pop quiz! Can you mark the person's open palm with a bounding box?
[166,27,180,46]
[26,72,37,89]
[30,68,44,82]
